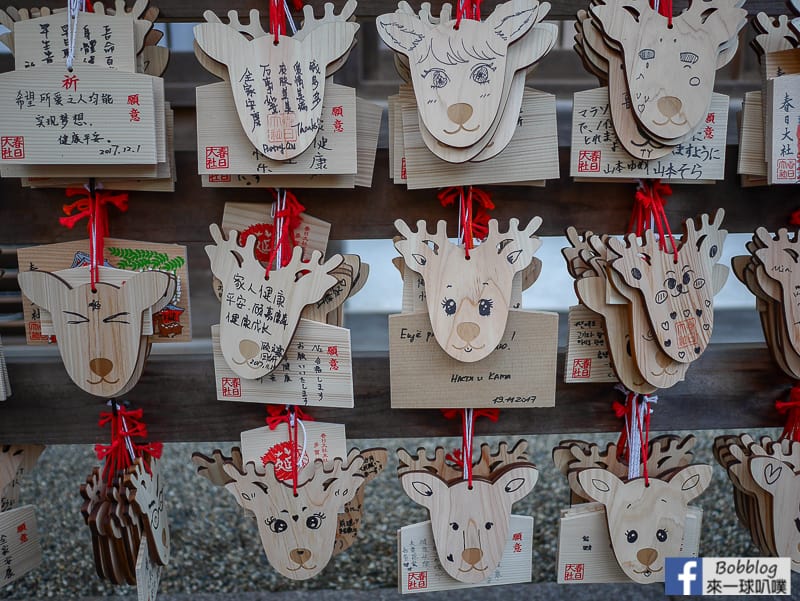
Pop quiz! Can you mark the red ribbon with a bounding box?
[789,209,800,226]
[59,186,128,291]
[264,189,305,275]
[628,180,678,263]
[270,0,304,43]
[441,408,499,486]
[612,392,653,485]
[455,0,482,29]
[776,384,800,442]
[265,404,314,495]
[438,186,494,259]
[653,0,673,27]
[95,404,162,486]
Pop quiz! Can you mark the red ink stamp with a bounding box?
[407,571,427,590]
[676,319,698,349]
[564,563,584,581]
[205,146,229,170]
[577,150,601,173]
[777,158,796,180]
[261,441,309,481]
[571,358,592,379]
[208,174,232,183]
[1,136,24,160]
[221,377,241,398]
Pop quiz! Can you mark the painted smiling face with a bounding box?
[590,0,745,140]
[18,269,172,397]
[579,465,712,583]
[377,0,542,148]
[394,218,542,362]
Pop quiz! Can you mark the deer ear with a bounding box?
[669,464,712,504]
[494,464,538,504]
[377,13,428,55]
[487,0,539,44]
[578,468,623,505]
[589,1,641,44]
[193,23,250,68]
[400,471,447,510]
[750,456,792,496]
[305,21,360,67]
[125,270,173,313]
[18,270,71,312]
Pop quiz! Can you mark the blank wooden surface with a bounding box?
[0,343,787,443]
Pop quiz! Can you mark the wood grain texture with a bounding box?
[0,343,790,443]
[6,1,783,22]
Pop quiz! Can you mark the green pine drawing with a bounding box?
[107,247,186,272]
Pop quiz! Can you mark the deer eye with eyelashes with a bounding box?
[478,299,493,316]
[306,513,325,530]
[267,517,288,533]
[656,529,668,542]
[442,298,456,316]
[422,68,449,89]
[470,63,493,85]
[626,529,638,543]
[63,311,89,325]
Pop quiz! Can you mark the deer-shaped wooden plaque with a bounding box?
[193,3,359,160]
[394,217,542,362]
[206,224,343,378]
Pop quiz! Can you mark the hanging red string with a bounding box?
[270,0,285,43]
[650,0,672,27]
[628,180,678,263]
[94,403,163,486]
[263,189,305,275]
[454,0,482,29]
[265,404,315,495]
[438,186,494,258]
[611,391,654,485]
[59,185,128,291]
[441,408,499,487]
[776,384,800,442]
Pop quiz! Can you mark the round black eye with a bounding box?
[710,244,718,258]
[666,277,677,290]
[631,267,642,280]
[450,522,459,531]
[442,298,456,316]
[478,299,493,316]
[306,515,322,530]
[682,272,691,285]
[485,522,493,530]
[656,529,668,542]
[269,518,288,533]
[626,530,638,543]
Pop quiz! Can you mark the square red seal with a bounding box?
[571,358,592,379]
[407,571,427,590]
[1,136,25,160]
[777,158,796,180]
[205,146,229,170]
[221,377,241,398]
[564,563,585,581]
[577,150,600,173]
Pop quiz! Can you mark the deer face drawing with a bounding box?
[222,457,365,579]
[377,0,543,148]
[400,464,538,583]
[394,218,541,362]
[206,224,342,379]
[608,210,726,363]
[17,269,172,397]
[749,456,800,569]
[579,465,712,583]
[590,0,745,140]
[193,5,359,160]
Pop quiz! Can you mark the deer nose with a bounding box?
[657,96,682,118]
[447,103,473,125]
[457,322,480,342]
[289,548,311,564]
[89,358,114,378]
[239,339,260,360]
[461,547,483,566]
[637,547,659,566]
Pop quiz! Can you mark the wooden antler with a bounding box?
[478,218,543,270]
[203,8,268,38]
[752,13,798,57]
[677,0,747,44]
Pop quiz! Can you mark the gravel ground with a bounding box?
[0,429,779,598]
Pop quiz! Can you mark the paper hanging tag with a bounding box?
[0,505,42,586]
[240,421,347,482]
[398,516,533,594]
[212,320,354,408]
[564,305,617,384]
[570,87,728,181]
[0,65,158,165]
[196,82,357,176]
[136,537,162,601]
[389,310,558,409]
[556,502,702,584]
[13,12,138,73]
[18,238,191,344]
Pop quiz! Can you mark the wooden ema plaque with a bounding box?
[570,87,728,181]
[197,81,357,176]
[0,505,42,586]
[18,238,191,344]
[564,304,617,384]
[389,310,558,409]
[211,320,354,408]
[766,73,800,184]
[0,65,157,165]
[398,516,533,594]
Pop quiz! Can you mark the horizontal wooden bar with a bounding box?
[0,343,787,443]
[1,148,798,245]
[7,0,784,22]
